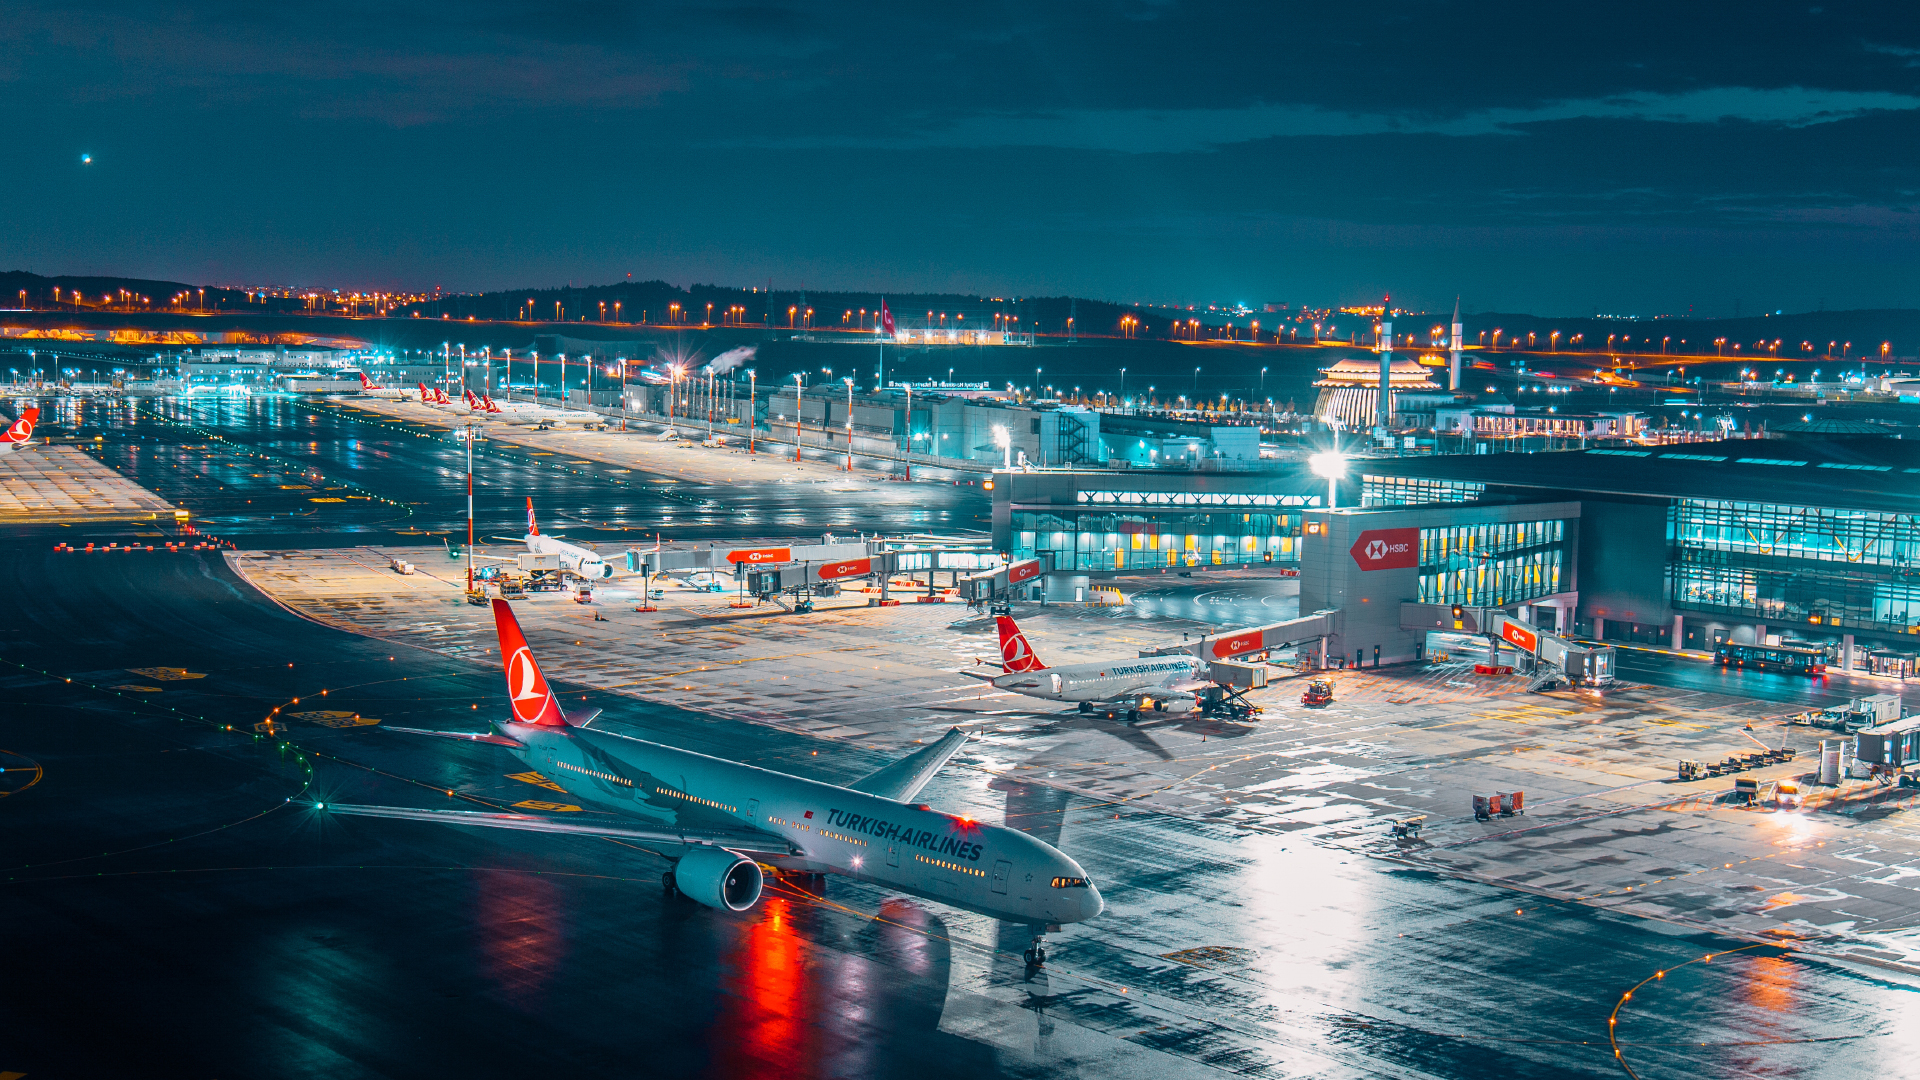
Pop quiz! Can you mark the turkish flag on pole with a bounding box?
[880,299,895,335]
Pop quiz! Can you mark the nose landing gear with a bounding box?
[1023,934,1048,969]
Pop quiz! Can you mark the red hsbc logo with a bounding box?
[727,547,792,564]
[1007,559,1042,585]
[1211,630,1264,658]
[1349,528,1420,571]
[1500,620,1539,653]
[818,558,872,580]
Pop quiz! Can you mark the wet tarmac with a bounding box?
[4,399,1919,1077]
[28,394,990,548]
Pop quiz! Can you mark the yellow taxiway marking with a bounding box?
[109,684,163,692]
[512,800,582,812]
[285,710,381,728]
[126,667,206,681]
[507,770,568,792]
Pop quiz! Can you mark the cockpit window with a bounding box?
[1050,876,1089,889]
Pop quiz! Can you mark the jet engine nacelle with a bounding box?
[1141,692,1199,713]
[675,847,764,911]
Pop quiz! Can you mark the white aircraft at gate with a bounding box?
[970,615,1209,720]
[322,599,1102,961]
[522,497,614,578]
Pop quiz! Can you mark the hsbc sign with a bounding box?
[1349,528,1420,571]
[727,547,792,564]
[817,558,873,580]
[1499,620,1539,654]
[1210,630,1265,659]
[1007,559,1043,585]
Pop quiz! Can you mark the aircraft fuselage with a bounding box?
[991,656,1207,706]
[503,721,1102,926]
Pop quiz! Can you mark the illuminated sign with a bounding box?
[817,558,872,580]
[1500,620,1539,654]
[726,547,792,564]
[1348,528,1419,571]
[1210,631,1264,658]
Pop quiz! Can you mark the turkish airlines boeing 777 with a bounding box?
[322,599,1102,964]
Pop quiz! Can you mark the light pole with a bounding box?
[748,370,756,454]
[793,373,804,462]
[1310,451,1344,509]
[843,377,855,471]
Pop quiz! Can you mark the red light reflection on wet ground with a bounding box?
[477,870,568,1005]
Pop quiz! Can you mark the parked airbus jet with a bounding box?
[523,497,613,578]
[356,373,405,400]
[0,408,38,455]
[322,600,1101,963]
[971,615,1209,720]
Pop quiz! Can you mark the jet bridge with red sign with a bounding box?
[1139,610,1342,668]
[1482,611,1615,690]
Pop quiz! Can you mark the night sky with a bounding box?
[8,3,1920,314]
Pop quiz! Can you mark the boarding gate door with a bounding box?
[991,860,1012,895]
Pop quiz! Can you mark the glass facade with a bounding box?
[1670,499,1920,635]
[1362,475,1487,507]
[1013,488,1321,571]
[1417,518,1569,607]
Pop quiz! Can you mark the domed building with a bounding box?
[1311,356,1440,430]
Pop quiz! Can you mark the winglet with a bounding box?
[492,598,567,726]
[846,727,972,802]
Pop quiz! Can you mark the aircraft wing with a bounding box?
[846,726,971,802]
[384,725,526,748]
[316,802,798,856]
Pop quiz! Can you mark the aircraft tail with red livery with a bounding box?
[995,615,1047,672]
[0,408,39,455]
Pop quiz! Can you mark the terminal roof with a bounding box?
[1361,437,1920,516]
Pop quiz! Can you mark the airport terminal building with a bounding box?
[992,436,1920,673]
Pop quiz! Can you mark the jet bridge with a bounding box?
[1484,612,1615,690]
[958,558,1044,606]
[1139,610,1342,669]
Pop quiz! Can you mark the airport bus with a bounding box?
[1714,641,1828,676]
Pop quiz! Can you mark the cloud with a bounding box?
[721,87,1920,154]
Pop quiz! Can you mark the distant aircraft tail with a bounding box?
[995,615,1046,672]
[1,408,38,446]
[417,382,432,401]
[483,395,502,413]
[491,599,569,727]
[526,496,538,536]
[359,372,378,389]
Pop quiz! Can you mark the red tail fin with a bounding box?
[995,615,1046,672]
[2,408,37,444]
[492,599,567,727]
[525,496,538,536]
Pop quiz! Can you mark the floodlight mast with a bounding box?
[1309,451,1345,509]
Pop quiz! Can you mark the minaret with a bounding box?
[1376,294,1393,432]
[1448,296,1463,391]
